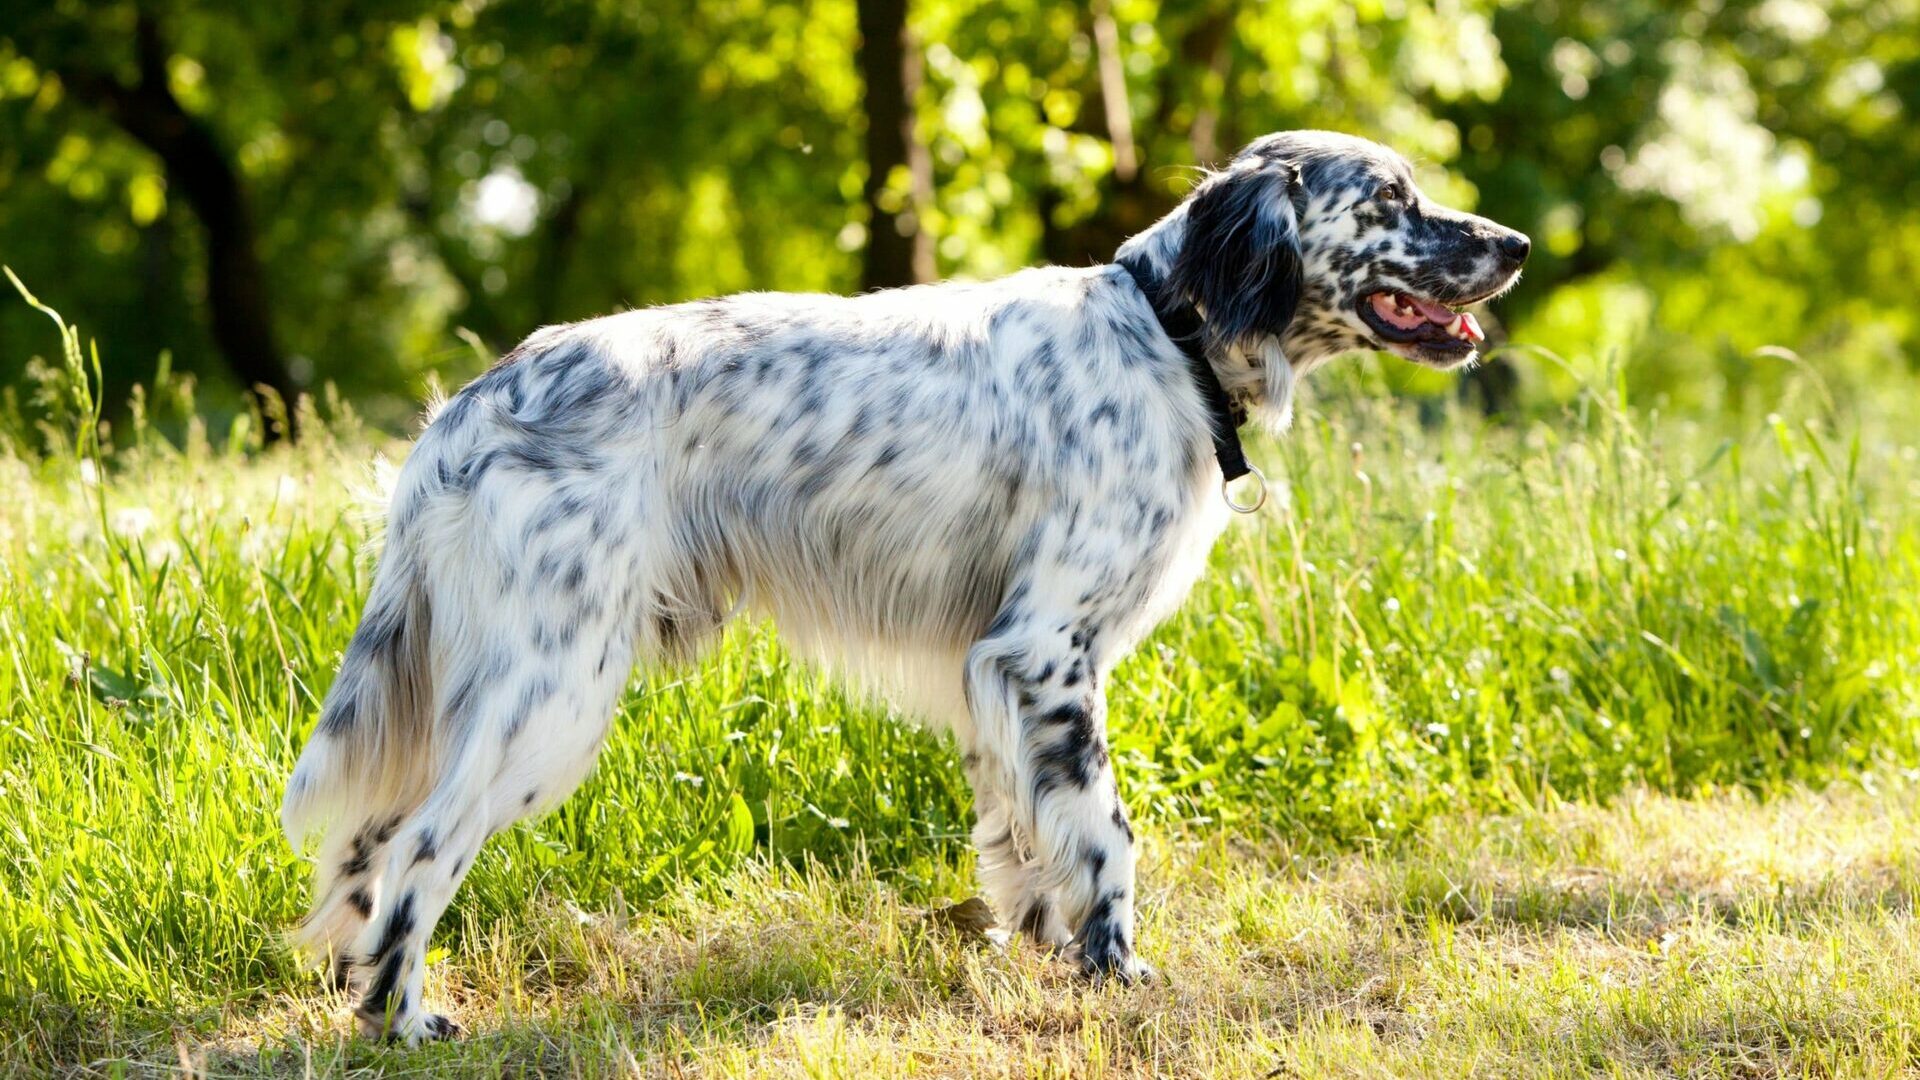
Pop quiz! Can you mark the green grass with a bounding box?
[1,290,1918,1075]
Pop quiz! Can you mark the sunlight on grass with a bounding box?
[1,288,1917,1075]
[30,785,1920,1077]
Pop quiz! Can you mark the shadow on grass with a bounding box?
[13,853,993,1077]
[17,784,1920,1076]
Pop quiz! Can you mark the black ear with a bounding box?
[1166,160,1303,357]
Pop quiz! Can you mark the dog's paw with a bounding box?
[1066,940,1159,986]
[355,1006,463,1046]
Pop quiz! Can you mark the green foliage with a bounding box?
[4,0,1919,419]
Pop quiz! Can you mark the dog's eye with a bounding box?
[1376,182,1405,203]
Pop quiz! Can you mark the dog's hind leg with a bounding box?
[346,608,641,1043]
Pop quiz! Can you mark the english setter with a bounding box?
[284,130,1528,1041]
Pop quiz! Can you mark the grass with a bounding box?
[1,288,1918,1075]
[21,786,1920,1077]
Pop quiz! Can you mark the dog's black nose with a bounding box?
[1499,232,1531,265]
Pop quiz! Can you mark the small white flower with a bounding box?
[1425,722,1450,737]
[110,506,155,538]
[672,771,704,787]
[78,459,99,486]
[1384,597,1401,613]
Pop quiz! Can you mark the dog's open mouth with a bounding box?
[1358,291,1485,357]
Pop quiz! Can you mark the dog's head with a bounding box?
[1161,130,1529,371]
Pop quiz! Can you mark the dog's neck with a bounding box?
[1114,209,1298,436]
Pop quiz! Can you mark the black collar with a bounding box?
[1116,257,1251,482]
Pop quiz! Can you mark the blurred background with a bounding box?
[2,0,1917,430]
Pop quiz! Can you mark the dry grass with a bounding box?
[18,780,1920,1078]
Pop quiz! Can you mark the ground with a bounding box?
[16,781,1912,1078]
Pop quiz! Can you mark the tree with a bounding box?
[856,0,934,289]
[1,0,868,412]
[38,8,297,430]
[4,0,1916,430]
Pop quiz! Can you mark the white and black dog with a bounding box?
[284,130,1527,1041]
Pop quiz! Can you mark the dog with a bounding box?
[283,130,1528,1042]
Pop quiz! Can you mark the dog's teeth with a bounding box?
[1441,313,1486,343]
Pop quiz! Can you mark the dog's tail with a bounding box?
[281,514,441,963]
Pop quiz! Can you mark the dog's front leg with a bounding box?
[964,622,1153,983]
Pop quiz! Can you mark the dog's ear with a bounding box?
[1167,158,1303,357]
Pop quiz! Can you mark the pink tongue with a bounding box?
[1409,297,1457,324]
[1369,292,1486,342]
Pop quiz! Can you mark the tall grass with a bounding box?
[0,282,1915,1042]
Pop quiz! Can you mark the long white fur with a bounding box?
[281,130,1528,1042]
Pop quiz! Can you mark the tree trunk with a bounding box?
[1090,0,1136,184]
[62,13,299,438]
[856,0,934,290]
